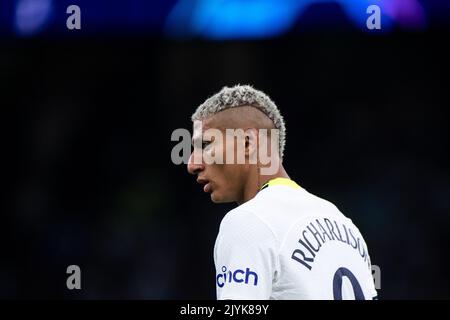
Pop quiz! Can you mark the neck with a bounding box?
[237,164,290,205]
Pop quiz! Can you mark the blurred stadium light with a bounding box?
[165,0,397,38]
[14,0,53,35]
[0,0,447,38]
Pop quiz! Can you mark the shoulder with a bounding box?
[218,206,278,246]
[219,206,273,234]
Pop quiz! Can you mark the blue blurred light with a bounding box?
[166,0,301,39]
[166,0,426,39]
[190,0,300,39]
[0,0,433,38]
[15,0,53,36]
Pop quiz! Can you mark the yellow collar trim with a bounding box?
[260,177,301,191]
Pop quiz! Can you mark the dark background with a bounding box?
[2,1,450,300]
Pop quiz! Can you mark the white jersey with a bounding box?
[214,178,377,300]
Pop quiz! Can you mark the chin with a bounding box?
[210,191,233,204]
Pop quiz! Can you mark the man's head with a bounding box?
[187,85,286,204]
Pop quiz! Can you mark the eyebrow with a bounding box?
[191,137,203,146]
[191,136,212,147]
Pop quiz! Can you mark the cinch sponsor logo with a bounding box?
[216,266,258,288]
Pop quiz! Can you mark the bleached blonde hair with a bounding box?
[191,85,286,159]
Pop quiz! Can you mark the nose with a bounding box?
[187,152,205,175]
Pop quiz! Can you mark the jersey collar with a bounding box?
[260,177,301,191]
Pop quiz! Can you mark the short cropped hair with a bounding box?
[191,85,286,159]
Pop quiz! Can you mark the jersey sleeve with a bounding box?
[214,209,279,300]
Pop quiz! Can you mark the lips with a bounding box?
[197,178,212,193]
[203,182,211,193]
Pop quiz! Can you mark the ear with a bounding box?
[244,128,258,161]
